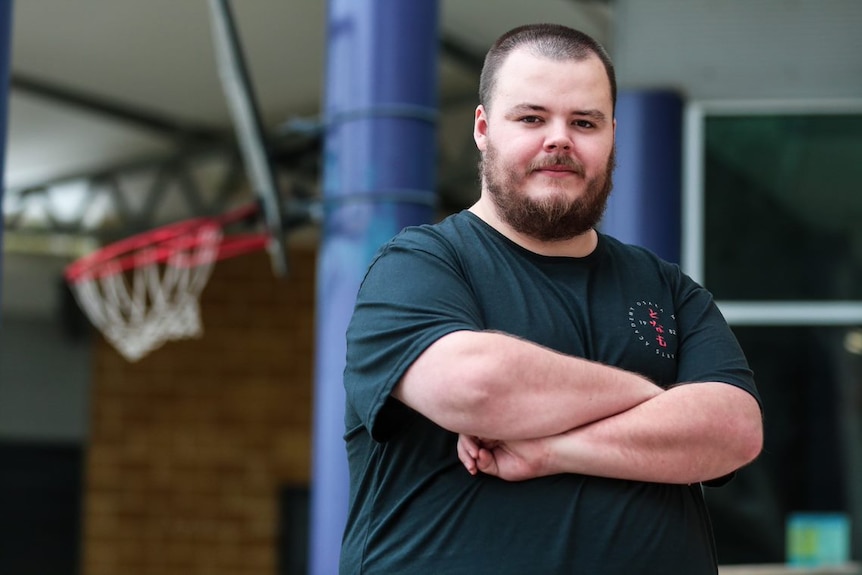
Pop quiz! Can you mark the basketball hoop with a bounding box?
[65,203,270,362]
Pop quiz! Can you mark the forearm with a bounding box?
[395,330,661,440]
[542,382,763,484]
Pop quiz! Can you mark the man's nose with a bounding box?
[544,123,573,151]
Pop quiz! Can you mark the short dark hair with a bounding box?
[479,24,617,114]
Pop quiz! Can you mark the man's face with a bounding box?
[474,49,616,241]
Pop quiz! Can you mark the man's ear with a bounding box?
[473,105,489,152]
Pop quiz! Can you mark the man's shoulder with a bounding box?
[361,211,479,282]
[383,211,480,252]
[596,233,696,295]
[599,233,678,270]
[405,210,476,236]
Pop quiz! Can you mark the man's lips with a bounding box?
[533,165,581,176]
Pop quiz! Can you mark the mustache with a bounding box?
[527,155,586,176]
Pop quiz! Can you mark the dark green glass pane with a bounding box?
[704,114,862,300]
[706,325,862,564]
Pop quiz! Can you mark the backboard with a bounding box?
[207,0,288,276]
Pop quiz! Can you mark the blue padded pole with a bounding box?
[0,0,13,319]
[309,1,439,573]
[603,90,683,263]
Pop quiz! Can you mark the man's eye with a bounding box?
[573,120,595,129]
[520,116,542,124]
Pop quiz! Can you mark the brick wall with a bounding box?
[83,247,317,575]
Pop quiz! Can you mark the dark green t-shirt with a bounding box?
[341,211,760,575]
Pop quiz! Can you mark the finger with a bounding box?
[457,436,478,475]
[461,435,479,458]
[476,447,498,476]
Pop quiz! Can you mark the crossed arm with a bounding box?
[393,330,763,485]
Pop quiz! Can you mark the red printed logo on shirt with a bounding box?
[628,300,677,360]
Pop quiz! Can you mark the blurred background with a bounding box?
[1,0,861,574]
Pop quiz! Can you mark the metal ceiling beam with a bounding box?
[4,144,240,241]
[2,132,320,246]
[11,73,225,143]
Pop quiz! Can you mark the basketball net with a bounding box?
[65,205,268,362]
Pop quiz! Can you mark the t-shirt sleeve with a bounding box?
[672,267,762,410]
[344,228,483,442]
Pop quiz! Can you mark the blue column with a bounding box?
[309,1,439,574]
[0,0,13,317]
[603,90,683,263]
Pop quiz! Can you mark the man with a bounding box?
[341,23,763,574]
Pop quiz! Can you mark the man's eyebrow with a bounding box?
[572,109,607,121]
[506,103,548,116]
[505,104,608,122]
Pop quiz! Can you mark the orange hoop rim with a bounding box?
[64,203,270,282]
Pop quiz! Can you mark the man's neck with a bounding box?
[468,198,598,258]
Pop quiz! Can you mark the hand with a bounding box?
[457,434,551,482]
[457,434,496,476]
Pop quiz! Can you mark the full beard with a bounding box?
[481,145,616,242]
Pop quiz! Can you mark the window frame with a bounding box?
[682,98,862,325]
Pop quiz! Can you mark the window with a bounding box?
[684,101,862,565]
[684,101,862,324]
